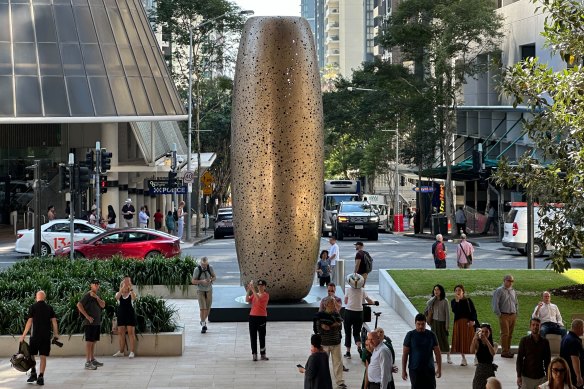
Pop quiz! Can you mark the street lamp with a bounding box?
[347,86,402,232]
[187,9,254,240]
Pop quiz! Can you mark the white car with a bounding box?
[16,219,106,256]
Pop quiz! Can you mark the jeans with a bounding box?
[540,322,567,338]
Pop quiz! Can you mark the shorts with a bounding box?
[29,337,51,356]
[84,325,101,342]
[197,290,213,310]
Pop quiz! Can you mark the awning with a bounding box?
[418,158,499,181]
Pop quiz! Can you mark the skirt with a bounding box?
[472,362,496,389]
[430,319,450,353]
[451,318,474,354]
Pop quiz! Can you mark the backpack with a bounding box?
[10,341,35,372]
[362,250,373,273]
[436,242,446,260]
[383,336,396,364]
[194,265,214,280]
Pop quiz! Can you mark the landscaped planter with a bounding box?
[137,285,197,299]
[0,327,184,357]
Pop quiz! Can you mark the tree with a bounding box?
[496,0,584,272]
[380,0,503,231]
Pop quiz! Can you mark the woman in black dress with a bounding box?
[113,276,137,358]
[470,323,497,389]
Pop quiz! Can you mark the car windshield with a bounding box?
[324,195,360,211]
[217,213,233,222]
[341,203,370,212]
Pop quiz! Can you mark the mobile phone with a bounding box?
[296,364,304,368]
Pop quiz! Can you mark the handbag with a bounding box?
[424,300,434,323]
[459,243,473,264]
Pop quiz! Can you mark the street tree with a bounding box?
[380,0,503,231]
[496,0,584,272]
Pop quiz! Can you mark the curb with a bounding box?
[190,234,214,246]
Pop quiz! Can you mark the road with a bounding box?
[3,233,583,278]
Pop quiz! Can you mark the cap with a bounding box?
[90,279,100,285]
[125,198,132,203]
[257,280,267,286]
[354,241,364,246]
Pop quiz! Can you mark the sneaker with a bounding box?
[128,352,135,359]
[36,376,44,386]
[260,355,269,361]
[342,365,349,372]
[84,362,97,370]
[344,351,351,359]
[91,359,104,367]
[338,384,348,389]
[27,372,37,383]
[200,321,204,326]
[252,354,258,362]
[113,351,124,357]
[201,325,207,333]
[447,355,453,364]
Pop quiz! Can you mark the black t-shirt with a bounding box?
[122,204,135,220]
[79,292,102,325]
[355,250,366,274]
[27,301,56,340]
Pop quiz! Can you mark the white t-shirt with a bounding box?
[329,242,339,266]
[345,287,368,311]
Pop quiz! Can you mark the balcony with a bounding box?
[325,22,340,32]
[328,49,340,56]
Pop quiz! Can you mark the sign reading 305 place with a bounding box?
[145,179,187,195]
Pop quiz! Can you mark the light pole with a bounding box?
[347,86,402,232]
[187,9,254,240]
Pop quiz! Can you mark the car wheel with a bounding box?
[369,230,379,241]
[32,243,51,257]
[517,248,526,255]
[145,251,161,259]
[533,240,545,257]
[336,228,344,241]
[73,251,85,259]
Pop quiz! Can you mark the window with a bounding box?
[520,44,535,61]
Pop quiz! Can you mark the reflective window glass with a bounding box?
[163,76,182,114]
[52,0,71,5]
[11,4,35,42]
[0,5,10,42]
[13,43,38,76]
[38,43,63,76]
[54,6,78,42]
[142,77,164,114]
[15,76,42,115]
[119,46,138,76]
[33,6,57,42]
[66,76,94,115]
[131,45,152,77]
[88,76,116,115]
[0,76,14,116]
[74,6,98,43]
[0,42,11,76]
[71,0,88,6]
[154,76,174,114]
[119,9,139,43]
[89,0,104,6]
[100,44,123,76]
[93,7,115,44]
[41,76,69,116]
[107,8,129,46]
[127,77,151,115]
[81,44,105,75]
[32,0,51,4]
[0,0,7,4]
[109,76,135,115]
[60,44,84,76]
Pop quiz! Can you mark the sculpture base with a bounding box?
[209,285,345,322]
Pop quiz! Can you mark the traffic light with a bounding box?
[75,165,91,191]
[168,171,177,188]
[101,149,112,173]
[85,150,95,172]
[99,175,108,193]
[58,165,71,192]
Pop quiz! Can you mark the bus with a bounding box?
[322,180,361,236]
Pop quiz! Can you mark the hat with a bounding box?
[257,280,267,286]
[354,241,364,246]
[125,198,132,203]
[90,279,100,285]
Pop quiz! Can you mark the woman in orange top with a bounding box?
[246,279,270,361]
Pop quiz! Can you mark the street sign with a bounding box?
[202,184,212,195]
[201,171,214,185]
[146,179,187,195]
[183,171,195,184]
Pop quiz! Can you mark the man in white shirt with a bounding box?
[328,236,339,282]
[533,291,567,337]
[367,330,394,389]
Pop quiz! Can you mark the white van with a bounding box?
[363,193,390,231]
[502,203,555,256]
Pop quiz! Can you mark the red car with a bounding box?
[55,228,181,259]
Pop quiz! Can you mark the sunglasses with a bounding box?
[552,368,566,373]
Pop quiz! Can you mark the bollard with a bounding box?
[336,260,345,295]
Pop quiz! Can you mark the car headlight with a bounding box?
[338,216,349,223]
[370,216,379,222]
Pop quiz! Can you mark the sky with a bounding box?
[232,0,301,17]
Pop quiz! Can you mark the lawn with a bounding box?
[387,269,584,345]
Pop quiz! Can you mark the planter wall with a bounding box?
[379,269,419,328]
[0,328,184,357]
[137,285,197,299]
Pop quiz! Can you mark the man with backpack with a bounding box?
[353,242,373,285]
[191,257,216,333]
[431,234,447,269]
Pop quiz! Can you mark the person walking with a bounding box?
[451,284,478,366]
[482,204,498,235]
[76,279,106,370]
[455,206,466,235]
[560,319,584,388]
[113,276,137,358]
[328,236,339,283]
[425,284,451,364]
[138,206,149,228]
[492,274,518,358]
[191,257,216,333]
[316,250,332,287]
[246,279,269,361]
[402,313,442,389]
[88,209,97,225]
[517,318,551,389]
[19,290,59,386]
[315,297,346,389]
[153,209,164,230]
[353,242,370,284]
[298,334,333,389]
[344,273,377,359]
[106,205,116,229]
[176,200,185,240]
[367,330,394,389]
[533,291,567,338]
[538,356,576,389]
[470,323,498,389]
[431,234,447,269]
[456,234,474,269]
[47,206,56,221]
[165,210,175,235]
[121,199,135,227]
